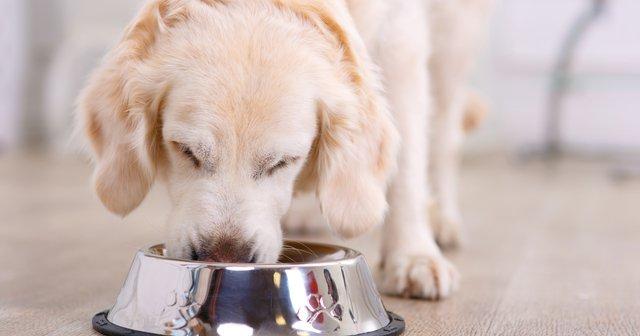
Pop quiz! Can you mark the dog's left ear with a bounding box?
[76,0,192,216]
[285,0,400,238]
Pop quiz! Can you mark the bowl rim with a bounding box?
[94,310,406,336]
[140,240,365,269]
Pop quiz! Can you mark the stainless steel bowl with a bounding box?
[93,241,404,336]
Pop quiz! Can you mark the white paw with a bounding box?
[378,253,459,300]
[282,193,327,234]
[434,217,463,249]
[430,203,464,249]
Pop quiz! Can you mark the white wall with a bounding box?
[0,0,26,149]
[0,0,145,150]
[43,0,147,150]
[471,0,640,153]
[3,0,639,154]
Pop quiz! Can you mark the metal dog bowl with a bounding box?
[93,241,404,336]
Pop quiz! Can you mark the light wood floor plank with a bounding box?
[1,153,639,335]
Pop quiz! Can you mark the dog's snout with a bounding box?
[193,235,256,263]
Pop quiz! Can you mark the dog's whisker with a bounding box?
[279,253,296,263]
[281,246,306,260]
[293,242,319,258]
[282,244,314,255]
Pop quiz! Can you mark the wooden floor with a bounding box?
[1,152,639,335]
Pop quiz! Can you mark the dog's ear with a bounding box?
[77,0,193,216]
[285,1,400,238]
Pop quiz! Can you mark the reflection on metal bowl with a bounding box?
[93,241,404,336]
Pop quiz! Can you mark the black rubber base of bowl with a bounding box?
[93,310,405,336]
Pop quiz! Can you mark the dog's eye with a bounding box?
[172,142,201,168]
[268,156,300,175]
[268,159,289,174]
[254,156,300,179]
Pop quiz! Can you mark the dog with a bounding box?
[78,0,490,300]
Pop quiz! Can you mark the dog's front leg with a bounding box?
[428,0,492,249]
[375,1,458,300]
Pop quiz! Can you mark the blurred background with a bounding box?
[1,0,639,159]
[1,1,640,335]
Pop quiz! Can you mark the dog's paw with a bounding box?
[282,212,326,234]
[282,193,327,234]
[434,216,463,249]
[430,204,464,250]
[378,253,459,300]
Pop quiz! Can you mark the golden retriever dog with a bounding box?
[78,0,490,300]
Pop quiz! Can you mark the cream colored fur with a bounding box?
[78,0,490,299]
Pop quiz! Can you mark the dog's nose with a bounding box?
[194,236,256,263]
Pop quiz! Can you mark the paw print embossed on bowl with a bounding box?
[93,241,405,336]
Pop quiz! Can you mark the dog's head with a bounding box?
[78,0,398,263]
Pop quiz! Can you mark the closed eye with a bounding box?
[172,142,201,168]
[267,159,290,175]
[255,156,301,179]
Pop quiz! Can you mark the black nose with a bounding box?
[193,236,256,263]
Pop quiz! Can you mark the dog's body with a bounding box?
[78,0,490,300]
